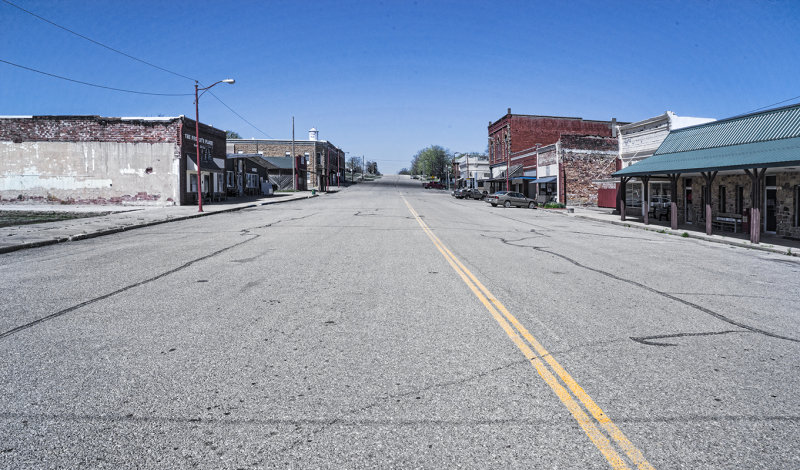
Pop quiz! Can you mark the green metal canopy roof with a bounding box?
[614,103,800,177]
[614,137,800,176]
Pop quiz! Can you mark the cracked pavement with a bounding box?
[1,175,799,468]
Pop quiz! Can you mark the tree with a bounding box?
[226,130,242,139]
[410,145,450,179]
[365,161,380,175]
[347,156,362,174]
[398,168,411,175]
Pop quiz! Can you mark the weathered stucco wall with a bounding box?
[0,141,179,205]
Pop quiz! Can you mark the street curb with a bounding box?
[572,214,798,258]
[0,194,317,255]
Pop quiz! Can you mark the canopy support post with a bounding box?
[701,171,718,235]
[619,177,630,221]
[669,173,680,230]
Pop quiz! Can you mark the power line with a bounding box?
[735,94,800,117]
[0,59,193,96]
[1,0,196,82]
[208,91,273,139]
[1,0,273,138]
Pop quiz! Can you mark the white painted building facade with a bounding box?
[618,111,715,215]
[455,154,490,189]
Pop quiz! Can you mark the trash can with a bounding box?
[312,189,317,196]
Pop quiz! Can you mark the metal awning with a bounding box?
[614,103,800,177]
[530,176,557,184]
[613,137,800,177]
[187,157,225,172]
[487,164,524,182]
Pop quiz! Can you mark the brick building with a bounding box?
[487,108,622,195]
[0,115,226,205]
[535,134,619,206]
[227,128,344,191]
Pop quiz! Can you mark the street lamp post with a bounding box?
[194,78,234,212]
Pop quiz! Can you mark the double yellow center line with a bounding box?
[403,197,653,470]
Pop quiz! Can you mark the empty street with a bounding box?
[1,176,799,468]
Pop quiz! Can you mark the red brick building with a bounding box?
[487,108,622,195]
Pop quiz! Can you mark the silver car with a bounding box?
[486,191,537,209]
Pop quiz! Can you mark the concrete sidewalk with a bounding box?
[546,206,800,258]
[0,191,318,254]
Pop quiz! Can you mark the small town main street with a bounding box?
[1,175,798,468]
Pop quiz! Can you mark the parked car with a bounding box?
[424,181,444,189]
[452,188,468,198]
[486,191,537,208]
[465,188,487,200]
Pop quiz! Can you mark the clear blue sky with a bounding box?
[2,0,799,173]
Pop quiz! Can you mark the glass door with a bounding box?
[765,188,777,232]
[684,179,693,224]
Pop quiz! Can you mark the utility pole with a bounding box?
[326,147,330,192]
[291,116,296,190]
[466,153,470,189]
[362,155,365,181]
[505,133,511,191]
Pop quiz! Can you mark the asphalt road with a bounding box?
[1,175,798,469]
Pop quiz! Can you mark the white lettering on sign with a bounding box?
[184,133,214,147]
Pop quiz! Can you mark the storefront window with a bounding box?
[701,185,706,220]
[794,185,800,227]
[649,182,671,208]
[626,182,642,208]
[246,173,258,188]
[736,186,744,214]
[188,174,197,193]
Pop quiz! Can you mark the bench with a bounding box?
[649,205,671,221]
[712,213,743,233]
